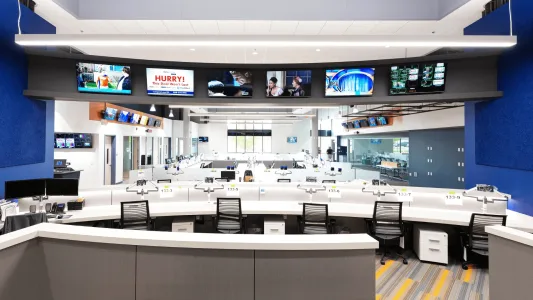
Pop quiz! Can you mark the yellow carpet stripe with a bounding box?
[423,293,432,300]
[464,267,473,283]
[393,278,414,300]
[376,260,394,280]
[432,269,450,297]
[376,294,382,300]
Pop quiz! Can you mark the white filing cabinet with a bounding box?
[264,216,285,235]
[413,226,448,265]
[172,216,195,233]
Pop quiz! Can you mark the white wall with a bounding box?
[54,101,173,189]
[198,122,227,154]
[271,120,311,154]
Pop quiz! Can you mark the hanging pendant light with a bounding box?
[150,104,156,112]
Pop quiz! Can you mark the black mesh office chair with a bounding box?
[460,213,507,270]
[322,180,336,184]
[215,198,245,234]
[277,178,291,183]
[299,203,330,234]
[120,200,152,230]
[367,201,407,265]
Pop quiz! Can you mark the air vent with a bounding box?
[19,0,36,12]
[482,0,509,17]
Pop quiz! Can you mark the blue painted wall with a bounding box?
[0,2,56,198]
[464,1,533,215]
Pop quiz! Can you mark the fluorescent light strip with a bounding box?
[191,113,315,117]
[171,105,332,109]
[15,34,517,48]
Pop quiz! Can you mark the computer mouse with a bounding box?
[57,215,63,219]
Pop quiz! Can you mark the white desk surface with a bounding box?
[487,225,533,247]
[0,223,378,251]
[51,201,533,232]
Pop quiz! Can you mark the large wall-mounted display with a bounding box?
[207,70,253,97]
[389,62,446,95]
[325,68,375,97]
[54,133,93,149]
[146,68,194,96]
[266,70,311,97]
[76,62,132,95]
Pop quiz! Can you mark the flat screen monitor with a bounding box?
[266,70,311,97]
[55,138,66,148]
[341,123,348,129]
[55,133,92,149]
[46,179,79,196]
[147,118,156,127]
[118,111,130,122]
[103,108,117,121]
[368,117,377,127]
[146,68,194,96]
[5,179,46,199]
[140,116,148,126]
[353,120,361,128]
[76,62,131,95]
[130,113,140,124]
[154,120,161,127]
[199,137,209,142]
[220,171,236,180]
[54,159,67,168]
[325,68,375,97]
[65,138,75,148]
[389,62,447,95]
[207,70,253,97]
[377,116,388,125]
[346,122,354,129]
[360,119,369,127]
[287,137,297,143]
[370,139,382,144]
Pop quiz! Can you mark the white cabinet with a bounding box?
[172,216,195,233]
[264,216,285,235]
[413,226,448,265]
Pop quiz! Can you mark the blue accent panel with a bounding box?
[464,1,533,215]
[0,1,56,198]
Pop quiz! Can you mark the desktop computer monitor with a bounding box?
[220,171,236,181]
[4,179,46,199]
[54,159,67,169]
[45,179,79,196]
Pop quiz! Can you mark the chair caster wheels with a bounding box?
[462,263,468,270]
[380,260,385,265]
[403,259,408,265]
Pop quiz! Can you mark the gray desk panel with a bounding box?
[136,247,254,300]
[259,183,330,202]
[0,240,52,300]
[40,238,136,300]
[255,249,375,300]
[188,185,259,202]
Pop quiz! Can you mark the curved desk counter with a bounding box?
[0,223,377,300]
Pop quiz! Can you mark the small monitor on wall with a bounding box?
[147,118,156,127]
[54,133,92,149]
[130,114,140,124]
[368,117,377,127]
[199,137,209,142]
[266,70,311,97]
[377,116,388,125]
[103,108,117,121]
[353,120,361,128]
[207,70,253,97]
[76,62,132,95]
[287,137,298,143]
[118,111,130,122]
[146,68,194,96]
[325,68,375,97]
[140,116,149,125]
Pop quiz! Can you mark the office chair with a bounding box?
[215,198,245,234]
[120,200,153,231]
[215,178,230,182]
[277,178,291,183]
[322,180,336,184]
[157,179,172,183]
[299,203,330,234]
[460,213,507,270]
[200,163,205,168]
[367,201,407,265]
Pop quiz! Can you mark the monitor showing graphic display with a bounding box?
[325,68,375,97]
[390,62,447,95]
[377,116,388,125]
[140,116,148,126]
[103,108,117,121]
[287,137,298,143]
[266,70,311,97]
[146,68,194,96]
[76,62,131,95]
[130,114,140,124]
[65,138,75,148]
[353,120,361,128]
[118,111,130,122]
[199,137,209,142]
[147,118,156,127]
[55,138,66,148]
[54,133,93,149]
[207,70,253,97]
[368,117,377,127]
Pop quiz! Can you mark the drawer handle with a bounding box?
[429,248,440,251]
[270,228,279,232]
[178,228,187,232]
[428,239,440,243]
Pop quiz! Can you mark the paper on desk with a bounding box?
[444,191,463,205]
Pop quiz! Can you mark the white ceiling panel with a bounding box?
[189,20,220,34]
[368,21,409,35]
[269,21,299,35]
[244,21,272,34]
[109,20,145,34]
[343,21,379,35]
[217,21,245,34]
[319,21,353,35]
[294,21,326,35]
[137,20,169,34]
[162,20,195,34]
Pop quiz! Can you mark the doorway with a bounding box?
[104,135,116,185]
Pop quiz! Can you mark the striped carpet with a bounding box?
[375,256,489,300]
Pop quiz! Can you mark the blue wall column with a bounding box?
[464,0,533,215]
[0,2,56,198]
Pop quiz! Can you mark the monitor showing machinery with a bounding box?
[45,179,79,196]
[390,62,447,95]
[54,133,92,149]
[199,137,209,142]
[76,62,132,95]
[207,70,253,97]
[325,68,375,97]
[146,68,194,96]
[266,70,311,97]
[4,179,46,199]
[287,137,298,143]
[220,171,236,181]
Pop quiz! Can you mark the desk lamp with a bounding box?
[362,179,397,201]
[194,177,225,203]
[126,180,159,201]
[462,184,509,214]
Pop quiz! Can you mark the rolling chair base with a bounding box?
[378,247,408,265]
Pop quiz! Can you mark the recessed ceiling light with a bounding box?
[189,48,195,51]
[252,49,258,55]
[316,48,321,52]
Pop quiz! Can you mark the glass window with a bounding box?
[263,123,272,130]
[227,123,237,130]
[236,136,245,153]
[254,136,263,153]
[236,124,246,130]
[254,124,263,130]
[246,124,254,130]
[245,136,254,152]
[263,136,272,153]
[227,136,236,153]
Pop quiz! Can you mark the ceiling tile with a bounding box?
[319,21,353,35]
[294,21,326,35]
[76,20,119,34]
[217,21,245,34]
[269,21,298,35]
[244,21,272,34]
[189,20,220,34]
[108,20,145,34]
[137,20,169,34]
[368,21,408,34]
[343,21,379,35]
[162,20,195,34]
